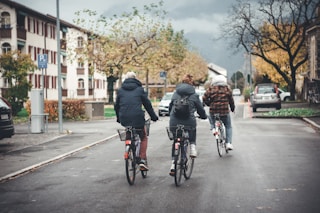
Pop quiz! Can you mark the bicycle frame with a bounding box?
[213,114,228,157]
[167,125,195,186]
[117,123,149,185]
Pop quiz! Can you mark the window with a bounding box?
[77,36,84,48]
[1,12,10,28]
[77,58,84,68]
[78,78,85,89]
[88,78,93,89]
[2,43,11,53]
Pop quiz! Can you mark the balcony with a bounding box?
[0,28,11,39]
[89,88,93,96]
[77,68,85,75]
[17,27,26,40]
[77,89,85,96]
[61,65,67,74]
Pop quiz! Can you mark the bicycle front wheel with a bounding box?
[174,149,183,186]
[184,143,194,179]
[125,146,136,185]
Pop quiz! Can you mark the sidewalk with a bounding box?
[0,119,119,182]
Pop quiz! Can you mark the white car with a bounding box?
[158,92,173,116]
[232,88,241,96]
[278,88,290,101]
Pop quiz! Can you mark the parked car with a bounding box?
[0,97,15,139]
[278,88,290,102]
[251,83,281,112]
[232,88,241,96]
[158,92,174,116]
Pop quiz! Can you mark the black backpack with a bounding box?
[173,95,190,119]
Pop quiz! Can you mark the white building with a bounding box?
[207,62,228,79]
[0,0,107,101]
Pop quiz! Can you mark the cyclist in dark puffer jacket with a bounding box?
[168,74,207,176]
[114,71,158,171]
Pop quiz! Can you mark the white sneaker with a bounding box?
[226,143,234,150]
[212,129,216,135]
[190,144,197,157]
[169,161,175,176]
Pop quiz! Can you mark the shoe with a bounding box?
[226,143,234,150]
[169,163,175,176]
[212,129,217,136]
[190,144,197,157]
[139,159,149,171]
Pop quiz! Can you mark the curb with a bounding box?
[303,117,320,131]
[0,133,119,183]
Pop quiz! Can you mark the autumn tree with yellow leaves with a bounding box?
[222,0,319,100]
[71,1,200,101]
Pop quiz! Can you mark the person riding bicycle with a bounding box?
[114,71,159,171]
[168,74,207,176]
[203,75,235,150]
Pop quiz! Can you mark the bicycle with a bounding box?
[213,114,228,157]
[117,119,150,185]
[166,125,195,187]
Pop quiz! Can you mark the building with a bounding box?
[305,6,320,103]
[0,0,107,101]
[207,62,227,79]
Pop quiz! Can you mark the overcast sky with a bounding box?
[14,0,247,77]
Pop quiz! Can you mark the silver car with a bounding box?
[251,83,281,112]
[158,92,173,116]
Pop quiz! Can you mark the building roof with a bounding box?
[207,63,227,77]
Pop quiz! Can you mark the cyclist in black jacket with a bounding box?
[114,71,158,171]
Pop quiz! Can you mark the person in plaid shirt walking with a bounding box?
[203,75,235,150]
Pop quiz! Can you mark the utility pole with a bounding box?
[56,0,63,133]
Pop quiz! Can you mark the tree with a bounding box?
[71,1,183,100]
[0,51,36,115]
[222,0,319,100]
[168,50,208,85]
[231,71,245,91]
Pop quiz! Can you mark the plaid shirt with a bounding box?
[203,85,235,116]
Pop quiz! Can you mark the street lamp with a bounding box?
[244,2,253,92]
[56,0,63,133]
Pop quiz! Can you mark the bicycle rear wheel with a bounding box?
[174,149,183,186]
[125,146,136,185]
[184,143,194,179]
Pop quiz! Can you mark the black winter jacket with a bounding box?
[169,83,207,127]
[114,78,158,128]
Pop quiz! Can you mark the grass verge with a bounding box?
[262,108,320,117]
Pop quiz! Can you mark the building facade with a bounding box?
[0,0,107,101]
[305,7,320,103]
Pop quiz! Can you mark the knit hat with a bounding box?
[125,71,136,79]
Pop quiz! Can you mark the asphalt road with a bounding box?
[0,98,320,212]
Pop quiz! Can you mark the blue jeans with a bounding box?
[209,113,232,144]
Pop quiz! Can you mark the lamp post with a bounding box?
[249,52,252,92]
[245,2,253,92]
[56,0,63,133]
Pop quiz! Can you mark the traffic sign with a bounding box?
[160,71,167,79]
[38,54,48,69]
